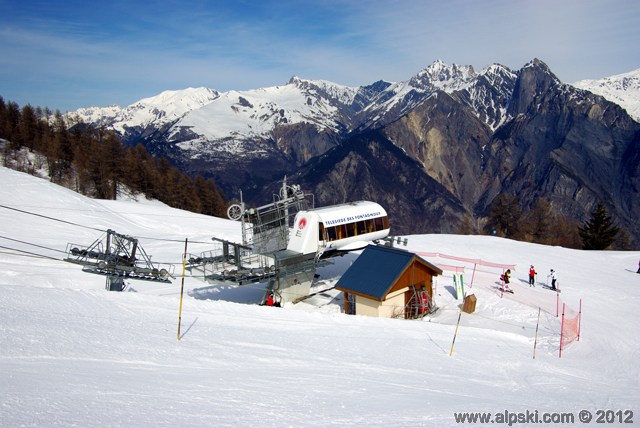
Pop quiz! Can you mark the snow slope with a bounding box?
[1,166,639,427]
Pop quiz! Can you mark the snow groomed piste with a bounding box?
[0,173,583,358]
[3,166,640,426]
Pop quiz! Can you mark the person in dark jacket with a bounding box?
[504,269,511,284]
[500,269,513,292]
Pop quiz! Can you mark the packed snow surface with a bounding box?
[1,166,639,427]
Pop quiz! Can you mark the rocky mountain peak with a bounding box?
[286,76,359,107]
[409,60,476,92]
[509,58,563,115]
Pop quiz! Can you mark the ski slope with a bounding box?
[1,166,639,427]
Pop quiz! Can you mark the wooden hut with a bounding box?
[336,245,442,319]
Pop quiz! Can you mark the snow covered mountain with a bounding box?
[70,87,220,135]
[574,68,640,122]
[70,60,518,154]
[70,61,640,154]
[165,78,361,158]
[68,60,640,248]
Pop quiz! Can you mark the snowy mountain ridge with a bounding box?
[70,61,640,147]
[69,60,523,147]
[573,68,640,121]
[71,87,220,134]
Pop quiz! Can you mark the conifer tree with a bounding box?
[19,104,38,150]
[522,197,553,243]
[578,202,620,250]
[484,194,522,239]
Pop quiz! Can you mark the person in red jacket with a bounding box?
[266,293,275,306]
[529,265,537,287]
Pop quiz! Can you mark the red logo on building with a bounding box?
[298,217,307,230]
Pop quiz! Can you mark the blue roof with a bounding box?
[336,245,440,300]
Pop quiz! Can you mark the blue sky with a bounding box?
[1,0,639,112]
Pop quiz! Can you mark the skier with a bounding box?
[549,269,558,291]
[637,259,640,274]
[500,269,513,293]
[529,265,537,286]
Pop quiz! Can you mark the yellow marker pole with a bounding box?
[449,308,462,357]
[533,307,541,359]
[177,238,188,341]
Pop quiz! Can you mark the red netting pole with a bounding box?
[577,299,582,341]
[559,303,566,358]
[470,262,477,288]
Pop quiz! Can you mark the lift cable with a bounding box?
[0,204,105,232]
[0,234,67,254]
[128,234,214,245]
[0,204,223,245]
[0,244,63,262]
[0,232,185,266]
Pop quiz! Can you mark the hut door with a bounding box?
[405,286,419,319]
[405,284,429,319]
[346,293,356,315]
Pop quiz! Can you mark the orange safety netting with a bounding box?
[416,252,516,270]
[434,263,465,273]
[562,312,580,346]
[559,300,582,357]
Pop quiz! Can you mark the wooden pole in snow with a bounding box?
[449,308,462,357]
[533,307,541,359]
[177,238,188,341]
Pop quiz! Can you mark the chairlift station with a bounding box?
[63,178,392,304]
[187,179,392,304]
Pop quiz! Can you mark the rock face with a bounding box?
[289,130,467,235]
[484,61,640,234]
[72,60,640,246]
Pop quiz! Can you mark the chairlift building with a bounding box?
[336,245,442,319]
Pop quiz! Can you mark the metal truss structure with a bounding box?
[65,229,174,291]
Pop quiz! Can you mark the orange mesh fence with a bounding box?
[562,312,580,346]
[559,300,582,357]
[416,252,515,269]
[416,252,515,288]
[434,263,465,273]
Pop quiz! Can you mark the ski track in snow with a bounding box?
[1,166,639,426]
